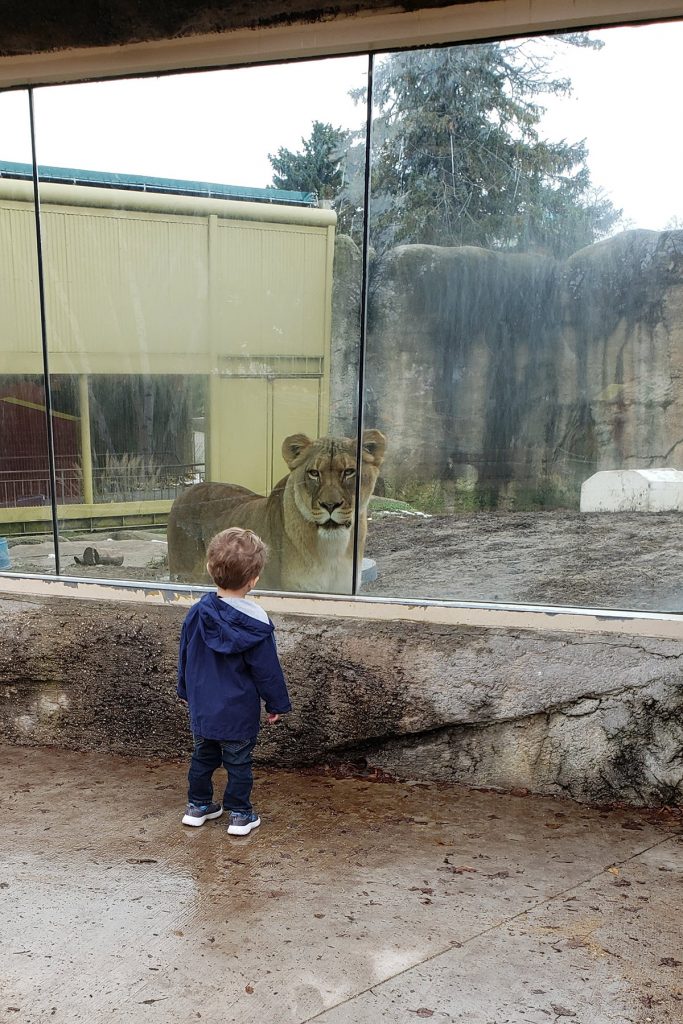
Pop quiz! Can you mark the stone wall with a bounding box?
[1,592,681,807]
[332,229,683,504]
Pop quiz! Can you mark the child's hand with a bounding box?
[266,712,280,725]
[178,697,188,705]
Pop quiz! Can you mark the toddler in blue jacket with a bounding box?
[177,527,292,835]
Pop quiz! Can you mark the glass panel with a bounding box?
[33,57,369,592]
[0,89,57,575]
[364,22,683,612]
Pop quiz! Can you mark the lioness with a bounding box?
[167,430,386,592]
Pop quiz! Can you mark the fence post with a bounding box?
[79,374,94,505]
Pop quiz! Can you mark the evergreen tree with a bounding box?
[356,38,621,257]
[269,120,365,236]
[269,121,349,199]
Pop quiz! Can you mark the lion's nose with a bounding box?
[319,500,342,513]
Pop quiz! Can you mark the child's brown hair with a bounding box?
[206,528,268,590]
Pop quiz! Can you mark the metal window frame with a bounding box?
[1,0,682,633]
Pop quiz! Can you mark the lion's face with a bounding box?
[282,430,386,534]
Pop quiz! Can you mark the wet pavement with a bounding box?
[1,744,681,1024]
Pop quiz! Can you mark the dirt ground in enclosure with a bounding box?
[5,510,683,611]
[5,531,169,583]
[364,509,683,612]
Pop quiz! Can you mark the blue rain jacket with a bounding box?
[177,593,292,740]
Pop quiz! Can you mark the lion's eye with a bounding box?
[307,469,320,479]
[342,468,356,479]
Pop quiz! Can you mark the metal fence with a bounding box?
[0,456,205,508]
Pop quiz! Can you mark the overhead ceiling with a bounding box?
[0,1,482,57]
[0,0,680,87]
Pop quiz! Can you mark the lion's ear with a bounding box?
[282,433,313,468]
[361,429,387,466]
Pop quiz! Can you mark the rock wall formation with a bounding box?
[1,593,681,807]
[332,229,683,505]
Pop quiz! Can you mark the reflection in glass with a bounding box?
[362,23,683,612]
[33,58,369,592]
[0,89,57,575]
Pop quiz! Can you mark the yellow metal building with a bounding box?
[0,171,336,533]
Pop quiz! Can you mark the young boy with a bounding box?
[177,527,291,835]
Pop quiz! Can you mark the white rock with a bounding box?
[580,468,683,512]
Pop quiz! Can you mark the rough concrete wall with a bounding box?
[329,234,362,436]
[333,229,683,500]
[565,231,683,474]
[0,0,481,57]
[1,593,681,806]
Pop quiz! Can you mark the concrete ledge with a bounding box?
[3,573,683,640]
[1,592,681,807]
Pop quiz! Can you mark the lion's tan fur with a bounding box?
[167,431,386,592]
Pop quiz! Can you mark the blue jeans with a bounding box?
[187,736,257,814]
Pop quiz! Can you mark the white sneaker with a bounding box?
[182,801,224,826]
[227,811,261,835]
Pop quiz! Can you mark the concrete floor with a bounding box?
[1,745,681,1024]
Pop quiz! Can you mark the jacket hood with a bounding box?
[196,593,273,654]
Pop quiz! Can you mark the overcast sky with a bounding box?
[537,20,683,231]
[1,18,681,232]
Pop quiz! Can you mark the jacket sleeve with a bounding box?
[242,634,292,714]
[177,621,188,701]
